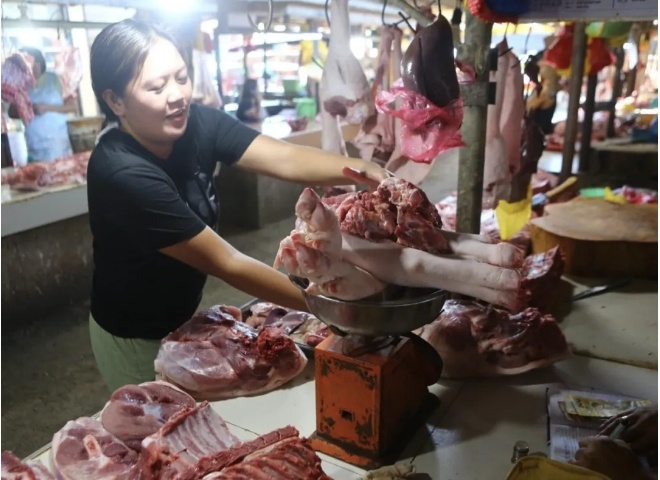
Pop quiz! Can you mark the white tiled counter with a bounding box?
[28,354,657,479]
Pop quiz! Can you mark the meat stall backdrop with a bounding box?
[2,381,332,479]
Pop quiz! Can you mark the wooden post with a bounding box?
[607,47,625,138]
[578,74,598,172]
[560,22,587,182]
[456,11,492,234]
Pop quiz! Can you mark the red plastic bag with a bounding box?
[466,0,519,24]
[543,24,574,72]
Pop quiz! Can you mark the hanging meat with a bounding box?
[383,26,436,185]
[352,26,396,165]
[376,14,472,163]
[319,0,372,160]
[154,305,308,400]
[54,46,83,101]
[1,53,35,133]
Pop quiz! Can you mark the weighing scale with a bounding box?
[290,276,448,470]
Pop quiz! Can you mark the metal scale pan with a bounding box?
[289,275,449,337]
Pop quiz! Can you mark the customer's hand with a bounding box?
[599,405,658,454]
[571,436,654,480]
[33,103,49,115]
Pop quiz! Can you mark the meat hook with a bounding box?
[325,0,331,27]
[247,0,273,33]
[398,11,415,34]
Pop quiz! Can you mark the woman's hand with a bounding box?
[571,436,654,480]
[342,165,391,190]
[598,405,658,454]
[33,103,49,115]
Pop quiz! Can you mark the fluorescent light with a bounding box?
[291,25,301,32]
[161,0,195,12]
[273,24,286,32]
[365,29,372,37]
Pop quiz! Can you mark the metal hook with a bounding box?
[247,0,273,33]
[398,11,415,34]
[524,26,532,53]
[325,0,331,27]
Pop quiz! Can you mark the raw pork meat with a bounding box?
[416,300,570,378]
[274,187,386,300]
[352,26,396,165]
[243,302,330,347]
[54,46,83,101]
[327,177,451,254]
[376,15,470,162]
[133,402,240,480]
[191,426,331,480]
[1,53,35,133]
[499,45,525,178]
[1,451,54,480]
[51,417,138,480]
[520,246,565,312]
[243,302,291,329]
[436,194,532,254]
[2,152,90,190]
[154,305,307,399]
[319,0,371,159]
[101,381,196,451]
[483,41,512,209]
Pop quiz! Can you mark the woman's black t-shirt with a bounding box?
[87,104,259,339]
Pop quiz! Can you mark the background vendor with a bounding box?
[20,47,76,162]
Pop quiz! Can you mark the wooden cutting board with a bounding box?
[530,198,658,277]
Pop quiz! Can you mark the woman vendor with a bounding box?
[19,47,76,162]
[87,19,523,391]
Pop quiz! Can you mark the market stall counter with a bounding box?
[24,354,656,479]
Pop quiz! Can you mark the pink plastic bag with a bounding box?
[375,62,475,163]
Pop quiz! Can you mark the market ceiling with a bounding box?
[2,0,457,26]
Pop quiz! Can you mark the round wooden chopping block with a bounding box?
[529,198,658,278]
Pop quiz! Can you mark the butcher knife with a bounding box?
[571,278,633,302]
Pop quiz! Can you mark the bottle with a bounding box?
[511,441,530,464]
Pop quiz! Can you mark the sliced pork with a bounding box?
[416,300,570,378]
[51,417,138,480]
[155,305,307,400]
[193,426,331,480]
[1,451,54,480]
[133,402,240,480]
[100,381,196,451]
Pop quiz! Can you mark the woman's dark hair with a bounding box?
[90,19,188,122]
[19,47,46,76]
[240,78,259,101]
